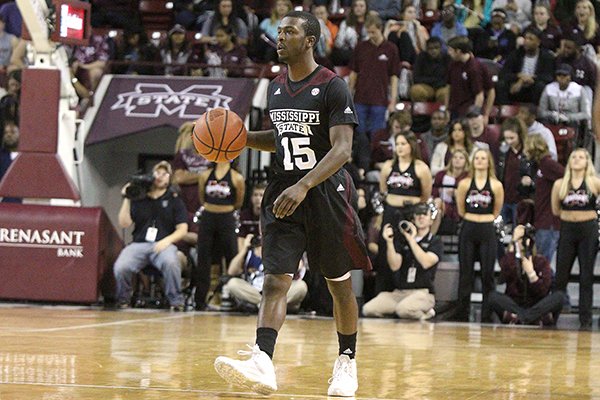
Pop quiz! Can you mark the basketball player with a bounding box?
[213,10,371,397]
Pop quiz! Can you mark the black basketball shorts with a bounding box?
[260,168,372,279]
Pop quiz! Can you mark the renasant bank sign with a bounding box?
[0,228,85,258]
[86,76,257,145]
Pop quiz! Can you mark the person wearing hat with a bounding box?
[497,26,556,105]
[362,203,441,320]
[556,32,597,95]
[113,161,188,311]
[481,8,516,63]
[488,0,531,30]
[160,24,199,76]
[539,63,591,127]
[430,4,468,51]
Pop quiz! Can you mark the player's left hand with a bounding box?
[273,182,309,218]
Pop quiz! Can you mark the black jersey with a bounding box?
[267,66,358,176]
[465,177,495,214]
[387,160,422,197]
[204,168,236,206]
[561,180,597,211]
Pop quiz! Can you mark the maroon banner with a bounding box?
[0,204,122,303]
[86,75,257,145]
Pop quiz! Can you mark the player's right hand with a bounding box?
[273,182,309,218]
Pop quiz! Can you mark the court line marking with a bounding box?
[6,314,191,333]
[0,381,389,399]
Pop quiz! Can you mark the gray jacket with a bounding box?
[538,81,590,124]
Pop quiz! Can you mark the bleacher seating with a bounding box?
[139,0,174,31]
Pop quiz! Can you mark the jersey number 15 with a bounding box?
[282,137,317,171]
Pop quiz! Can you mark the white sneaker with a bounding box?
[421,308,436,321]
[327,354,358,397]
[214,344,277,395]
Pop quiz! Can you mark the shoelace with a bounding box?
[328,358,351,384]
[237,344,261,358]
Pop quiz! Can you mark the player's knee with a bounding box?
[262,275,291,297]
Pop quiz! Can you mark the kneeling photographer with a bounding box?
[362,203,442,320]
[488,224,565,326]
[113,161,188,310]
[223,233,308,313]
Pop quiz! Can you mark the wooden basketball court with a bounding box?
[1,305,599,399]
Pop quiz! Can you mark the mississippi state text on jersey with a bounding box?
[267,66,358,175]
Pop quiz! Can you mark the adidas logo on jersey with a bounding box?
[337,184,345,192]
[274,88,281,95]
[344,107,353,114]
[342,348,353,355]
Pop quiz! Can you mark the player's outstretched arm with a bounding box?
[247,129,277,152]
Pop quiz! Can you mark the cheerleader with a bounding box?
[551,149,600,329]
[194,161,245,310]
[455,148,504,322]
[376,132,432,292]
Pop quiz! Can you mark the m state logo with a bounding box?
[111,83,233,118]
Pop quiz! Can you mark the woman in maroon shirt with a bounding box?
[524,135,564,263]
[497,117,527,227]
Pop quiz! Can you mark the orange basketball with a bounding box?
[192,108,247,162]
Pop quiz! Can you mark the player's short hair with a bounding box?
[285,10,321,42]
[447,35,472,53]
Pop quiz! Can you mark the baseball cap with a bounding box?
[491,8,507,18]
[153,161,173,175]
[556,63,574,76]
[466,105,483,118]
[168,24,186,35]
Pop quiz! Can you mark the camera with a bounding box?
[398,220,412,233]
[250,235,262,248]
[124,173,154,200]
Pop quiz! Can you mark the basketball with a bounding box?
[192,108,247,162]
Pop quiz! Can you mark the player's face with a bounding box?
[277,17,311,63]
[473,150,489,170]
[569,150,588,171]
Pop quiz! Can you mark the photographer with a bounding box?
[113,161,188,310]
[362,204,442,320]
[488,225,565,326]
[223,234,308,313]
